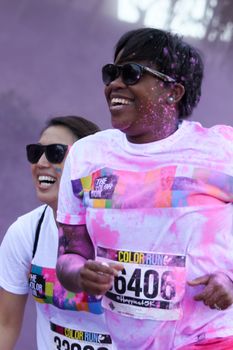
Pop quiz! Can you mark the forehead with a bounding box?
[39,125,76,145]
[115,49,155,69]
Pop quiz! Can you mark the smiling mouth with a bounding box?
[110,97,132,107]
[38,175,56,188]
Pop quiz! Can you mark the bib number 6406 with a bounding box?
[111,268,176,300]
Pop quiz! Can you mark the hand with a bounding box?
[188,272,233,310]
[78,260,124,296]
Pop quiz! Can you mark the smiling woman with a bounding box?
[0,116,117,350]
[56,28,233,350]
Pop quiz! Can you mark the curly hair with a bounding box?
[114,28,204,119]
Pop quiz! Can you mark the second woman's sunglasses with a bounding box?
[26,143,68,164]
[102,62,176,86]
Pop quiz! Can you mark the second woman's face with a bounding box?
[31,125,76,211]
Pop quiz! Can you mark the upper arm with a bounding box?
[0,221,31,294]
[57,152,86,226]
[0,289,27,325]
[58,223,95,260]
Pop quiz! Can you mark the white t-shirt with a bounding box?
[57,120,233,350]
[0,205,113,350]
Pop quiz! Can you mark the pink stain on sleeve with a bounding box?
[64,213,71,224]
[217,125,233,141]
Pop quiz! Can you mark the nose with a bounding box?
[37,152,50,167]
[105,74,127,94]
[109,74,126,87]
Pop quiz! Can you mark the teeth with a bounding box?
[38,175,56,183]
[111,98,131,106]
[40,182,53,188]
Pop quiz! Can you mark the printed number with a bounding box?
[144,270,159,298]
[160,271,176,300]
[113,268,176,300]
[54,336,61,350]
[54,338,109,350]
[114,268,126,293]
[71,345,108,350]
[128,268,142,297]
[62,340,70,350]
[114,268,144,296]
[71,345,81,350]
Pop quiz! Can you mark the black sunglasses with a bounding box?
[26,143,68,164]
[102,62,176,86]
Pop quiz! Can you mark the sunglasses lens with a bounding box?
[102,63,143,85]
[102,64,119,85]
[26,144,44,164]
[26,144,68,164]
[122,63,142,85]
[46,144,68,163]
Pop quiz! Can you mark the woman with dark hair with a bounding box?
[0,116,114,349]
[56,28,233,349]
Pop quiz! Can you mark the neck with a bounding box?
[50,206,59,227]
[127,116,180,144]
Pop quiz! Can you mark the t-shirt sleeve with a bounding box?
[57,149,86,225]
[0,220,31,294]
[212,125,233,162]
[208,125,233,203]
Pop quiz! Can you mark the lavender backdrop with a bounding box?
[0,0,232,349]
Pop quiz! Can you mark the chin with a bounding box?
[111,119,132,132]
[36,191,57,207]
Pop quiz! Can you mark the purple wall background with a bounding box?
[0,0,232,348]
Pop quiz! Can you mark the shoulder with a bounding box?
[71,129,122,150]
[181,121,233,172]
[14,205,48,226]
[183,120,233,145]
[0,205,53,267]
[209,124,233,141]
[4,205,48,242]
[184,120,232,136]
[68,129,123,162]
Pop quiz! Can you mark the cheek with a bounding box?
[31,165,37,180]
[52,164,63,185]
[137,97,159,124]
[54,166,63,175]
[104,86,109,99]
[137,100,175,131]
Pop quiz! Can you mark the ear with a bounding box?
[167,83,185,104]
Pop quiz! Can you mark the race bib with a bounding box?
[97,246,186,321]
[50,322,113,350]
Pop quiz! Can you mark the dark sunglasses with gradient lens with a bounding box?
[102,62,176,86]
[26,143,68,164]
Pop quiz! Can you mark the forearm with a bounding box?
[56,253,87,293]
[0,324,21,350]
[56,224,95,293]
[58,224,94,258]
[0,290,27,350]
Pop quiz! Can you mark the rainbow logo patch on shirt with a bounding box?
[29,264,103,314]
[71,166,233,209]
